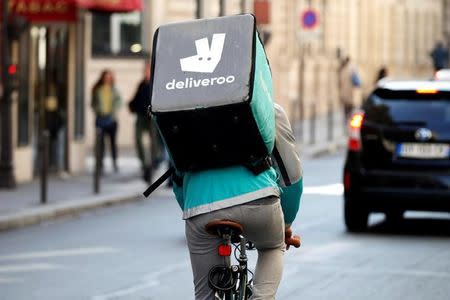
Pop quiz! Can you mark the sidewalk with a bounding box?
[0,156,152,231]
[296,108,347,157]
[0,112,347,231]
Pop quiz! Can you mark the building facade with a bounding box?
[3,0,446,184]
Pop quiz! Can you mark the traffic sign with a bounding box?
[301,9,319,30]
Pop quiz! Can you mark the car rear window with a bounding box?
[364,89,450,126]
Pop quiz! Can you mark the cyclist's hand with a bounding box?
[285,227,301,250]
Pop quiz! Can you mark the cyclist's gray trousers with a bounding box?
[185,196,285,300]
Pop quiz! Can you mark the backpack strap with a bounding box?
[245,155,272,175]
[143,167,174,198]
[272,146,291,186]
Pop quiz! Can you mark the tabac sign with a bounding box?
[4,0,77,22]
[2,0,142,22]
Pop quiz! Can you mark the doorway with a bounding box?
[30,24,69,175]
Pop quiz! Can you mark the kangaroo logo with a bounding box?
[180,33,226,73]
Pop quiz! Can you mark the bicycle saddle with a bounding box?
[205,220,244,239]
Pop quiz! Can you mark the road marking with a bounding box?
[303,183,343,196]
[92,261,190,300]
[0,263,62,273]
[0,247,120,262]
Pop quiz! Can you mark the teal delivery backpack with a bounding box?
[149,14,275,175]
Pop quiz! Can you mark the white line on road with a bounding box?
[303,183,344,196]
[91,261,190,300]
[0,247,120,262]
[0,263,62,273]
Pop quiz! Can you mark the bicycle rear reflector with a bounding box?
[218,244,232,256]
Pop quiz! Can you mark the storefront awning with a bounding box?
[3,0,143,22]
[76,0,143,13]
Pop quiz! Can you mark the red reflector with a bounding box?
[218,244,232,257]
[344,171,351,190]
[8,64,17,75]
[348,138,361,151]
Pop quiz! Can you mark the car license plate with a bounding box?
[396,143,450,159]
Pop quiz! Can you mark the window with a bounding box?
[91,12,144,56]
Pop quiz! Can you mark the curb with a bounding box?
[0,192,144,231]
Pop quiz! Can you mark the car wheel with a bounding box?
[344,199,369,232]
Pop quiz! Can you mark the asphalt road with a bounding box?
[0,152,449,300]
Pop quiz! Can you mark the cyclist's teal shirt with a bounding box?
[172,104,303,225]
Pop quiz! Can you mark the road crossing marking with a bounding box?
[0,247,120,262]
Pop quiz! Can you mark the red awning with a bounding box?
[3,0,142,23]
[77,0,142,13]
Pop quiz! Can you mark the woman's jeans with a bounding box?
[97,121,118,170]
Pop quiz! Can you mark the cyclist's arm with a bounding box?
[272,103,303,226]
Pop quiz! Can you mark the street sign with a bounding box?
[301,9,319,30]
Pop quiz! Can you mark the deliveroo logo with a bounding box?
[180,33,226,73]
[166,33,235,90]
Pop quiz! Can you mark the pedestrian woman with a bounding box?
[91,69,122,173]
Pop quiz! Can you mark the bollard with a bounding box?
[40,130,50,204]
[93,129,102,194]
[298,98,304,144]
[327,100,333,141]
[309,103,316,145]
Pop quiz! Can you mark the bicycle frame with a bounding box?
[210,233,253,300]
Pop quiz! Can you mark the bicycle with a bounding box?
[205,220,301,300]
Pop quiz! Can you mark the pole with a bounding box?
[93,129,102,194]
[219,0,226,16]
[240,0,246,13]
[196,0,203,19]
[0,0,16,188]
[297,45,305,144]
[40,131,49,204]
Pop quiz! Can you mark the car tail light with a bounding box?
[416,88,438,94]
[218,244,232,256]
[348,111,364,152]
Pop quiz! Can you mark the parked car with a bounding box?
[343,80,450,232]
[435,69,450,81]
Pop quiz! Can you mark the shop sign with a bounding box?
[3,0,78,22]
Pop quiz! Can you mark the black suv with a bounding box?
[343,80,450,232]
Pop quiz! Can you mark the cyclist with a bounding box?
[171,102,303,300]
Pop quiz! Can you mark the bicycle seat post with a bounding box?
[220,231,232,267]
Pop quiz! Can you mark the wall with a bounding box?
[83,0,444,151]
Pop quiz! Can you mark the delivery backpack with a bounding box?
[144,14,275,197]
